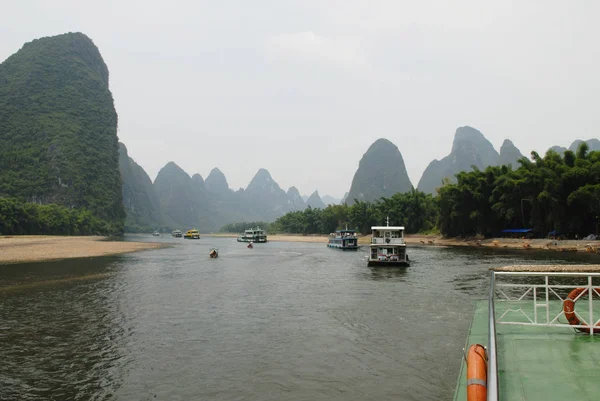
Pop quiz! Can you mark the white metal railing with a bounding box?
[370,238,405,245]
[493,271,600,336]
[488,273,499,401]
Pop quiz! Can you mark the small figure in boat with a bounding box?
[247,242,253,249]
[209,248,218,258]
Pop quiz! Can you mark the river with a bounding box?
[1,236,598,401]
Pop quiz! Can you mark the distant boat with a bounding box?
[172,229,183,238]
[327,228,358,250]
[367,218,409,267]
[237,227,267,243]
[184,229,200,239]
[209,248,219,258]
[152,230,160,236]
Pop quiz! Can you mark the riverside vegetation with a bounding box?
[251,143,600,239]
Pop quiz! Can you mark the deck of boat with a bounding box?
[454,299,600,401]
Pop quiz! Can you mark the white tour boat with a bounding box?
[367,218,409,267]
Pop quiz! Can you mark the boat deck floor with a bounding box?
[454,300,600,401]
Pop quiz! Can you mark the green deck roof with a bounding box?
[454,300,600,401]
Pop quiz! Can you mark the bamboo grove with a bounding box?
[266,143,600,238]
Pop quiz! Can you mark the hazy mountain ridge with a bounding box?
[545,139,599,156]
[205,168,231,196]
[321,194,341,205]
[153,162,218,231]
[498,139,524,168]
[346,138,413,205]
[306,190,326,209]
[119,143,163,231]
[287,186,306,211]
[568,139,600,153]
[0,32,125,232]
[417,126,515,194]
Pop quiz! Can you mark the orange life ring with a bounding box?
[563,288,600,334]
[466,344,487,401]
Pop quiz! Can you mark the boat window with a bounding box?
[385,231,391,238]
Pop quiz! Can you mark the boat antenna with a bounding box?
[386,216,390,227]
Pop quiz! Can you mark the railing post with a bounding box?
[590,275,594,337]
[545,275,550,325]
[488,272,499,401]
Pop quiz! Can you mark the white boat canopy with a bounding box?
[371,226,405,230]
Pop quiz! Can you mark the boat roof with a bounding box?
[335,229,356,233]
[371,226,405,230]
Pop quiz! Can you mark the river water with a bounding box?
[1,236,598,401]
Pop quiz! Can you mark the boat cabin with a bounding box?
[327,229,358,250]
[368,224,409,266]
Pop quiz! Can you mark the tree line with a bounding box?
[232,143,599,239]
[0,197,122,236]
[438,143,600,238]
[263,190,438,235]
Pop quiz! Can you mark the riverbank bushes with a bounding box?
[437,144,600,238]
[266,190,438,235]
[0,197,122,235]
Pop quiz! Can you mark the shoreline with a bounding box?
[0,236,169,265]
[209,233,600,253]
[2,233,598,266]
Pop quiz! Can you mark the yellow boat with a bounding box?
[184,229,200,239]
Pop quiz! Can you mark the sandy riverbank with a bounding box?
[404,235,600,254]
[0,236,169,265]
[209,233,600,253]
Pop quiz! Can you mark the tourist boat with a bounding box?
[367,218,409,266]
[453,264,600,401]
[209,248,218,258]
[172,229,183,238]
[152,230,160,236]
[237,227,267,243]
[183,229,200,239]
[327,228,358,250]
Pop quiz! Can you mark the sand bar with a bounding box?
[0,236,168,265]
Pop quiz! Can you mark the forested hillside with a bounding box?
[437,143,600,237]
[0,32,124,234]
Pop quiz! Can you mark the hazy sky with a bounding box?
[2,1,599,198]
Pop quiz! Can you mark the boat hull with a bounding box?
[327,243,358,250]
[368,260,410,267]
[237,237,267,243]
